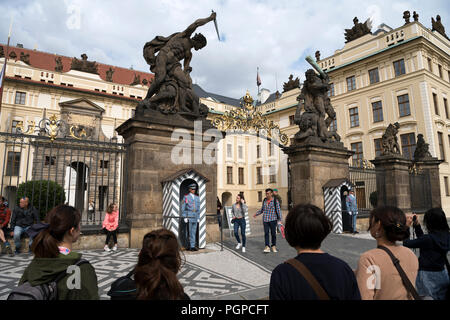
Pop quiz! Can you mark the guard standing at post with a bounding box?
[181,184,200,251]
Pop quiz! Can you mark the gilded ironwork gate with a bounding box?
[0,117,128,229]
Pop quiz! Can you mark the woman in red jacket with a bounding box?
[103,203,119,252]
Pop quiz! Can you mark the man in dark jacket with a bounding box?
[10,197,39,254]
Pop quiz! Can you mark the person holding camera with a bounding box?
[403,208,450,300]
[231,194,247,253]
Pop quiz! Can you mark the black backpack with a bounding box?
[7,259,89,300]
[260,197,281,220]
[107,269,137,300]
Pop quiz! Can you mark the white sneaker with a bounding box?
[242,247,246,253]
[112,245,118,252]
[235,243,242,250]
[104,245,111,252]
[263,246,270,253]
[272,246,278,253]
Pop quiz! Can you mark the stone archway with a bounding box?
[221,192,232,207]
[64,161,88,214]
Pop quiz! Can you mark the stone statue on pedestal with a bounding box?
[413,134,432,160]
[381,122,401,156]
[136,12,217,119]
[432,15,449,40]
[344,17,372,43]
[294,57,340,143]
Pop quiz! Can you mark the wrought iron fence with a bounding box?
[0,131,128,229]
[349,164,377,217]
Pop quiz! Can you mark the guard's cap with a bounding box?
[273,188,278,192]
[188,183,197,190]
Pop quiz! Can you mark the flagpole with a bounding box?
[0,16,13,118]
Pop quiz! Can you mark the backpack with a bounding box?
[107,269,137,300]
[7,259,89,300]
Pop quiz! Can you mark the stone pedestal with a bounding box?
[371,155,412,211]
[414,157,443,208]
[116,111,221,248]
[283,137,353,209]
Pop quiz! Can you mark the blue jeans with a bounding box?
[416,269,449,300]
[188,221,198,248]
[263,221,277,247]
[233,218,246,247]
[351,213,358,232]
[13,226,32,252]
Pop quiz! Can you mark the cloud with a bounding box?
[0,0,448,99]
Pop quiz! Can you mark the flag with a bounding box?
[256,67,261,86]
[0,62,6,94]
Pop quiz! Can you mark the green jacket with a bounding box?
[19,251,99,300]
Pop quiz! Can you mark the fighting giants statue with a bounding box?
[413,134,433,161]
[293,56,340,143]
[381,122,401,156]
[136,12,218,119]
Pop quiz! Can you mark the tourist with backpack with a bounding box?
[103,203,119,252]
[270,204,361,300]
[403,208,450,300]
[253,188,282,253]
[108,229,189,300]
[8,205,99,300]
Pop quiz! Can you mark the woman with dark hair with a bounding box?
[403,208,450,300]
[103,203,119,252]
[231,194,247,253]
[355,206,418,300]
[270,204,360,300]
[134,228,189,300]
[19,205,99,300]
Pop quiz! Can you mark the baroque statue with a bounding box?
[432,15,449,40]
[344,17,372,43]
[71,54,99,74]
[55,57,63,72]
[282,74,300,92]
[293,56,340,143]
[0,46,4,58]
[130,73,141,85]
[20,52,30,65]
[413,134,432,161]
[105,67,114,82]
[135,12,218,119]
[403,11,411,24]
[381,122,401,156]
[413,11,419,22]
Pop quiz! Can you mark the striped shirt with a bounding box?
[256,198,281,222]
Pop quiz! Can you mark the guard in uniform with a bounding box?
[181,184,200,251]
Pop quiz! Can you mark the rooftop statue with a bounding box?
[136,12,218,119]
[344,17,372,43]
[432,15,449,40]
[71,54,99,74]
[282,74,300,92]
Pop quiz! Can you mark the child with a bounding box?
[103,203,119,252]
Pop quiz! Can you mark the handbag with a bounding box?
[285,258,330,300]
[377,245,433,300]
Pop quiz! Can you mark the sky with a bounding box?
[0,0,449,100]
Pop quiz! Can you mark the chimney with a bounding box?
[16,43,23,48]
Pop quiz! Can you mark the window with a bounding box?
[226,166,233,184]
[397,94,411,117]
[11,120,22,133]
[45,156,56,166]
[369,68,380,84]
[433,93,439,115]
[258,191,263,202]
[269,165,276,183]
[400,133,416,160]
[445,177,450,196]
[393,59,406,77]
[427,58,433,72]
[238,168,244,185]
[351,142,363,167]
[346,76,356,91]
[444,98,449,119]
[238,145,243,159]
[6,152,21,176]
[349,107,359,127]
[289,115,295,125]
[328,83,335,97]
[438,64,443,78]
[227,144,232,158]
[256,145,261,158]
[256,167,263,184]
[438,132,445,161]
[100,160,109,169]
[374,138,383,157]
[14,91,26,105]
[372,101,383,122]
[268,142,273,156]
[329,118,337,132]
